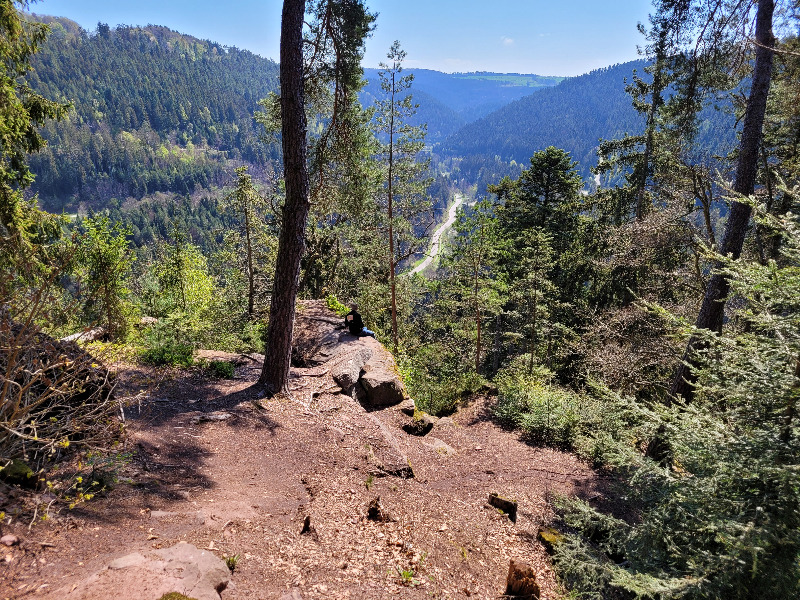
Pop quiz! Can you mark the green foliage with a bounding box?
[553,218,800,599]
[158,594,198,600]
[139,341,194,368]
[0,4,69,238]
[224,554,240,572]
[25,18,280,210]
[75,215,135,339]
[326,294,350,317]
[494,363,582,449]
[409,366,487,417]
[395,565,422,587]
[220,166,276,318]
[437,198,506,373]
[205,360,235,379]
[493,359,643,467]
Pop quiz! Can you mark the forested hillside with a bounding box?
[442,62,647,173]
[443,60,737,176]
[26,16,280,212]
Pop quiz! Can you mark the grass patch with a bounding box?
[224,553,240,572]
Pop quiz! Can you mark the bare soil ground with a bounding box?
[0,306,608,600]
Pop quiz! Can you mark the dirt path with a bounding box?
[410,193,465,276]
[0,306,605,600]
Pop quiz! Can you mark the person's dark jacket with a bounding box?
[344,310,365,336]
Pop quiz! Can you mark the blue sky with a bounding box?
[33,0,654,76]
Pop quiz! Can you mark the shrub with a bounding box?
[493,360,643,467]
[326,294,350,317]
[206,360,235,379]
[0,313,119,465]
[139,343,194,367]
[551,220,800,599]
[411,371,488,417]
[494,365,583,449]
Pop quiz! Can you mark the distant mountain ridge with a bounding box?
[441,61,648,175]
[360,69,562,142]
[440,59,738,178]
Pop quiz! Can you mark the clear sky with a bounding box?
[32,0,654,76]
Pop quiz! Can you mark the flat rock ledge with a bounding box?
[294,300,407,407]
[46,542,230,600]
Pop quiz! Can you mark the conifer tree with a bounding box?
[374,40,431,353]
[0,1,67,281]
[669,0,777,401]
[259,0,374,392]
[76,215,134,340]
[224,166,273,318]
[440,199,505,374]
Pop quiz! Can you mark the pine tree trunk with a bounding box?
[636,26,667,221]
[388,71,399,354]
[475,304,482,374]
[259,0,309,394]
[670,0,775,402]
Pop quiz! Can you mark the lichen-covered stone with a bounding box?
[537,527,563,554]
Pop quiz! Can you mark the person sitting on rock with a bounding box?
[344,303,376,338]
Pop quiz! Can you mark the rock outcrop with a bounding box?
[293,301,407,407]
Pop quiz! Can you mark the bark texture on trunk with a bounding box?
[259,0,310,393]
[388,71,399,355]
[670,0,775,402]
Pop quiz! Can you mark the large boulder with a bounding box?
[359,363,405,407]
[331,348,373,392]
[291,301,346,366]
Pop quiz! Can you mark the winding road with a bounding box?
[409,192,465,276]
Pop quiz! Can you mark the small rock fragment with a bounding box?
[423,437,457,456]
[436,416,456,428]
[367,496,392,522]
[190,412,232,424]
[505,559,540,598]
[488,493,518,523]
[403,413,436,436]
[150,511,179,519]
[0,534,19,546]
[398,398,416,416]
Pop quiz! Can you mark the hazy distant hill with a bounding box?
[360,69,562,143]
[441,61,647,174]
[27,16,280,211]
[441,60,738,177]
